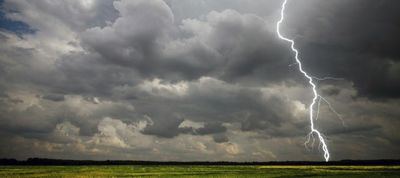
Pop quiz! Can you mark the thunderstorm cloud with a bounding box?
[0,0,399,161]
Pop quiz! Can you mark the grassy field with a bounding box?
[0,165,399,177]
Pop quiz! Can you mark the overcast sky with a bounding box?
[0,0,399,161]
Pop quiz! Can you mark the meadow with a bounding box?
[0,165,399,177]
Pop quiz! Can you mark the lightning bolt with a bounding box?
[276,0,330,162]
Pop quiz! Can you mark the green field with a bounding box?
[0,165,399,177]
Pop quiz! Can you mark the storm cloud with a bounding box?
[0,0,399,161]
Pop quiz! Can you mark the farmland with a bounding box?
[0,165,399,177]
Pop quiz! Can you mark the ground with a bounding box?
[0,165,399,177]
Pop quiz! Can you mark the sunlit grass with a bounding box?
[0,165,399,177]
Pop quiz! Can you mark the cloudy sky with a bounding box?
[0,0,399,161]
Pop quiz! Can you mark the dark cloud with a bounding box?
[320,85,341,96]
[41,94,65,102]
[195,122,226,135]
[141,115,190,138]
[0,0,399,161]
[212,134,229,143]
[284,0,400,99]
